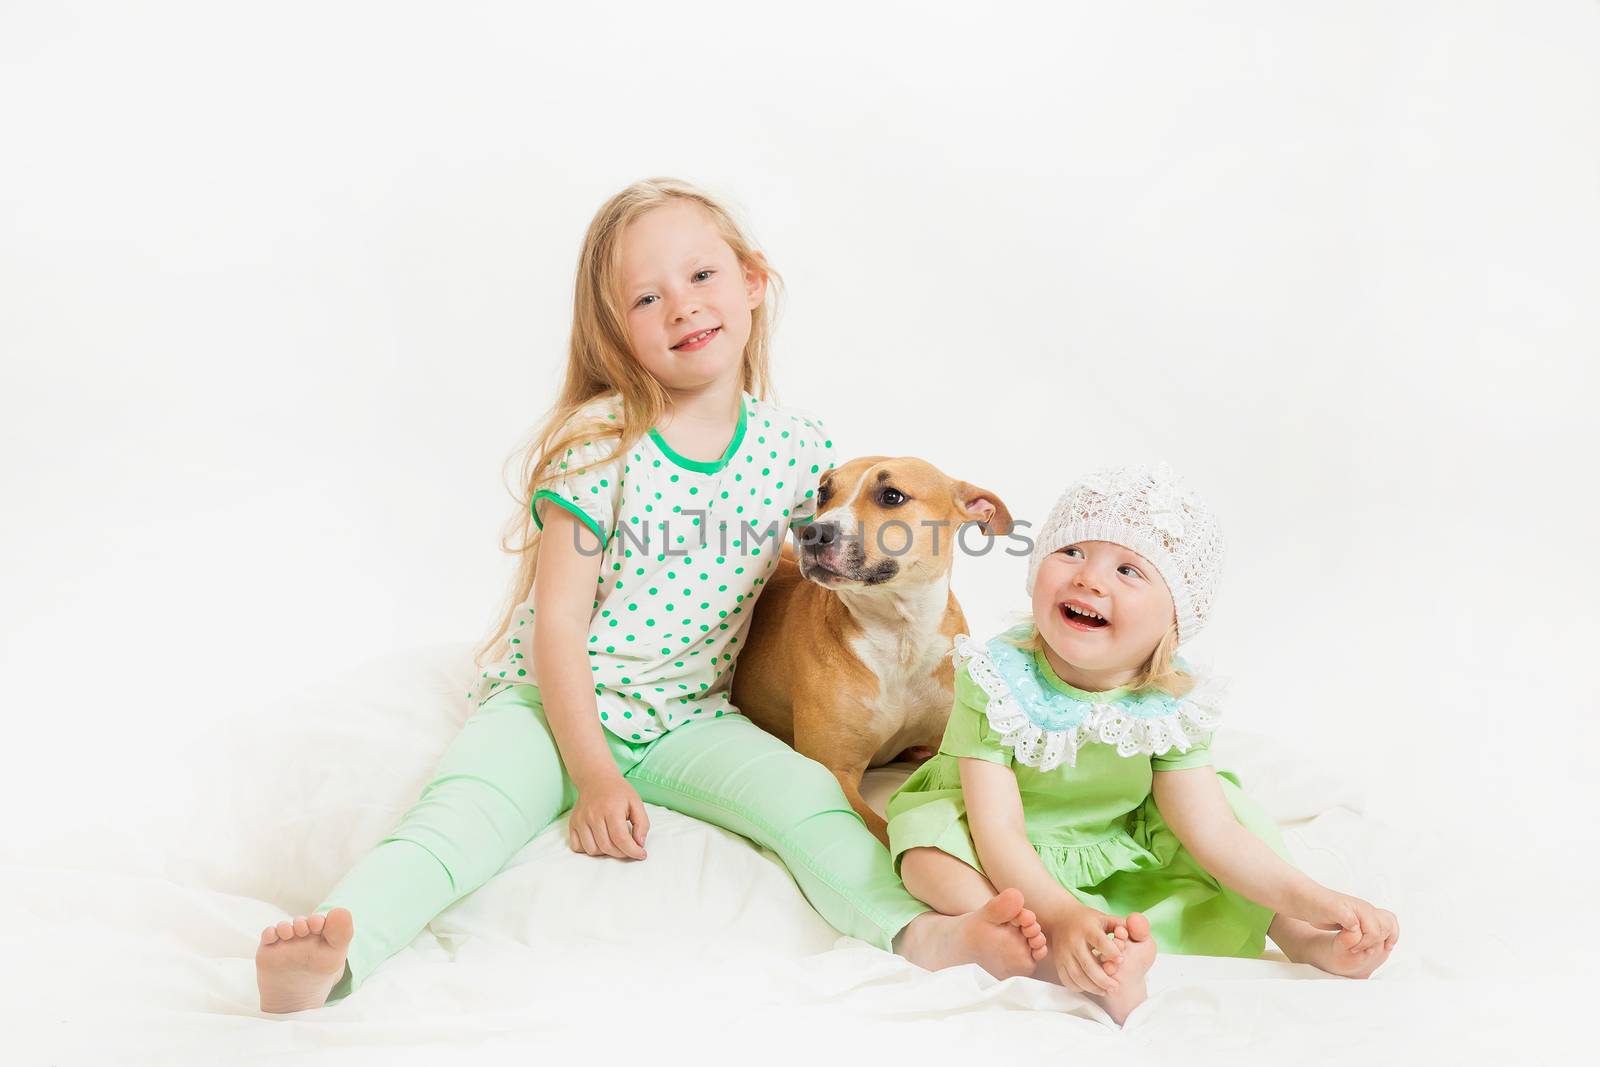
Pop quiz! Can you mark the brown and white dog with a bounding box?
[731,457,1014,844]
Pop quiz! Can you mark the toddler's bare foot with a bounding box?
[1271,914,1392,979]
[256,908,354,1013]
[1098,912,1155,1026]
[898,887,1048,979]
[1099,924,1130,976]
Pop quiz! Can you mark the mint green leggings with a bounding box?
[318,684,930,998]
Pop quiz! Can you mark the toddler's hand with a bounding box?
[568,774,650,860]
[1045,904,1127,996]
[1304,889,1399,954]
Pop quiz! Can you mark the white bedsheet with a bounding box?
[4,643,1587,1065]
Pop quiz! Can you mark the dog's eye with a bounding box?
[880,488,906,507]
[817,484,832,507]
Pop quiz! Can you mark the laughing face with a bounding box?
[617,198,766,395]
[1030,540,1176,692]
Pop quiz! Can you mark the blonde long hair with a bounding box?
[998,615,1193,698]
[472,178,785,670]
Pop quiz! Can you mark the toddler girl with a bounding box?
[254,177,1045,1012]
[887,464,1399,1026]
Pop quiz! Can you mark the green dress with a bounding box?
[885,626,1292,958]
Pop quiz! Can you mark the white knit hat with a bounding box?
[1024,463,1223,646]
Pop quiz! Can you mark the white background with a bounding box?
[3,0,1597,1012]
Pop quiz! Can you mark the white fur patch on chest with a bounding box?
[848,625,951,737]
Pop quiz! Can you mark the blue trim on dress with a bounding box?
[983,635,1186,731]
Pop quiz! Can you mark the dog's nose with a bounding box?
[800,520,838,550]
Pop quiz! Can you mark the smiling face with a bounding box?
[1031,540,1176,691]
[617,198,766,395]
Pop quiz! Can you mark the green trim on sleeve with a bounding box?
[1151,747,1215,772]
[531,489,605,543]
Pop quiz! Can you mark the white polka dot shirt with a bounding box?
[470,390,835,743]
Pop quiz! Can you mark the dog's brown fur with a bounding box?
[732,457,1013,843]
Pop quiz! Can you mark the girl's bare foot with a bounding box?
[1098,912,1155,1026]
[1270,913,1393,979]
[255,908,354,1013]
[897,887,1049,979]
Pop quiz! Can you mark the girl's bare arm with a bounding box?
[1154,766,1400,950]
[961,757,1129,993]
[1150,766,1324,915]
[529,506,616,790]
[959,757,1076,917]
[531,505,652,860]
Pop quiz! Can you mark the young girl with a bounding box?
[254,177,1048,1012]
[886,464,1400,1026]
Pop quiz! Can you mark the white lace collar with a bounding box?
[953,630,1223,772]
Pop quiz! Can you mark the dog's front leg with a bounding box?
[828,763,888,846]
[793,714,891,846]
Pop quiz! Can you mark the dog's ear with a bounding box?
[952,481,1013,536]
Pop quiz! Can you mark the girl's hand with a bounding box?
[568,773,650,860]
[1303,889,1399,953]
[1044,903,1127,995]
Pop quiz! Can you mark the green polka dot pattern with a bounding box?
[473,390,835,743]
